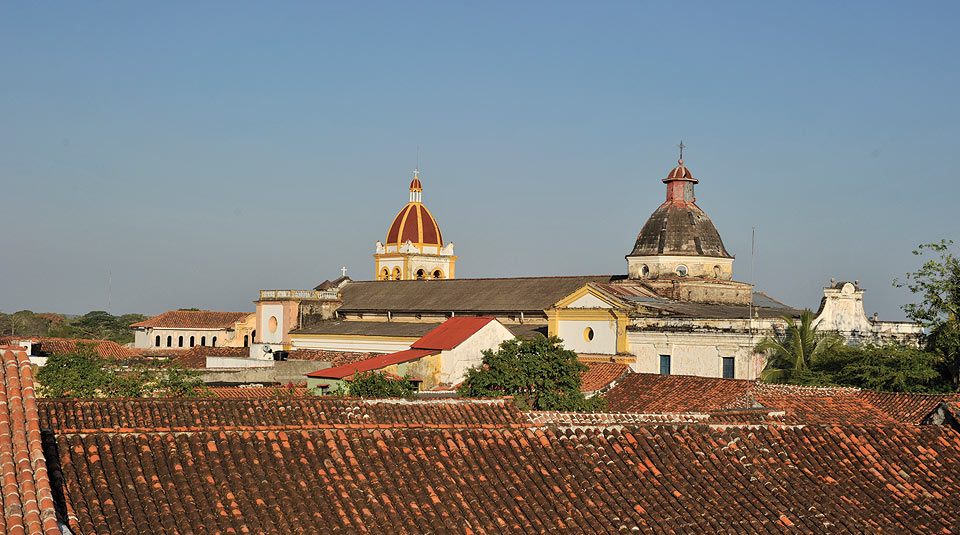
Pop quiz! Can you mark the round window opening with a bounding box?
[268,316,278,333]
[676,265,689,277]
[584,327,595,342]
[640,264,650,277]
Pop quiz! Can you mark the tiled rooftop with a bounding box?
[130,310,251,329]
[31,396,960,534]
[579,362,631,393]
[605,373,960,426]
[208,386,311,398]
[0,347,60,535]
[0,336,140,360]
[171,346,251,369]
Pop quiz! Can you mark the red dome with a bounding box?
[410,176,423,191]
[386,203,443,248]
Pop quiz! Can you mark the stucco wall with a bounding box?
[437,321,515,385]
[557,318,618,355]
[135,328,233,349]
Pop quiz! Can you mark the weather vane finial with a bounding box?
[677,140,686,162]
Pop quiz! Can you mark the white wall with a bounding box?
[557,318,618,355]
[439,320,514,384]
[260,303,284,345]
[627,330,759,379]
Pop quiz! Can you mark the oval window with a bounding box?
[640,265,650,278]
[584,327,595,342]
[676,265,688,277]
[268,316,278,333]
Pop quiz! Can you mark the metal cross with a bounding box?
[413,168,419,179]
[677,140,686,160]
[341,266,348,277]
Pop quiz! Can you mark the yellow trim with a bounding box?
[552,284,622,310]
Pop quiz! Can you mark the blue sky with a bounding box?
[2,1,958,320]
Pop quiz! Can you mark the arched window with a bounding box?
[166,336,172,347]
[433,269,442,279]
[381,268,389,281]
[392,267,401,280]
[178,336,184,348]
[416,269,425,280]
[252,330,256,343]
[200,336,206,346]
[243,335,249,347]
[212,336,217,347]
[155,335,161,347]
[189,336,195,347]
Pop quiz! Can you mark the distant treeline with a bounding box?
[0,310,148,345]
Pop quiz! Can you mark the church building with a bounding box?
[252,155,922,383]
[373,170,457,281]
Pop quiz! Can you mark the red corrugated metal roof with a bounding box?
[306,349,437,379]
[411,316,495,351]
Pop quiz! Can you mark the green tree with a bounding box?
[48,310,148,344]
[0,310,52,337]
[330,371,417,399]
[36,343,208,398]
[756,309,844,383]
[457,336,605,411]
[895,239,960,390]
[811,343,949,393]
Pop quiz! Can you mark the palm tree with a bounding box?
[756,309,843,383]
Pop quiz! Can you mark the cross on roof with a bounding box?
[341,266,348,277]
[678,140,686,160]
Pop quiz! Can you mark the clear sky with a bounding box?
[2,1,958,320]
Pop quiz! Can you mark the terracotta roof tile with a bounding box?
[580,362,631,393]
[209,386,310,398]
[130,310,251,329]
[0,347,60,535]
[605,373,960,426]
[171,346,251,369]
[0,336,140,360]
[31,396,960,534]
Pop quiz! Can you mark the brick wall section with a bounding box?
[33,397,960,534]
[0,348,60,535]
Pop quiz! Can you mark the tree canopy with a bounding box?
[756,309,844,384]
[330,371,418,399]
[457,336,605,411]
[36,343,208,398]
[895,239,960,390]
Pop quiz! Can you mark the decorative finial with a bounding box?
[341,266,348,277]
[677,140,686,164]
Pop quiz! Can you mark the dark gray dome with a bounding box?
[629,202,732,258]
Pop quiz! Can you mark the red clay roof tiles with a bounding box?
[0,347,60,535]
[605,373,960,426]
[29,396,960,534]
[580,362,631,393]
[130,310,250,329]
[0,336,140,360]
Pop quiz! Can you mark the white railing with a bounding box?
[259,289,340,300]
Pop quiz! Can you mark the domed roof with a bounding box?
[385,171,443,248]
[629,157,731,258]
[630,202,731,258]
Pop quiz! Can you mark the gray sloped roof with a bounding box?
[335,276,621,313]
[629,202,732,258]
[292,321,441,337]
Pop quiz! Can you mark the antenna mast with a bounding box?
[749,227,755,331]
